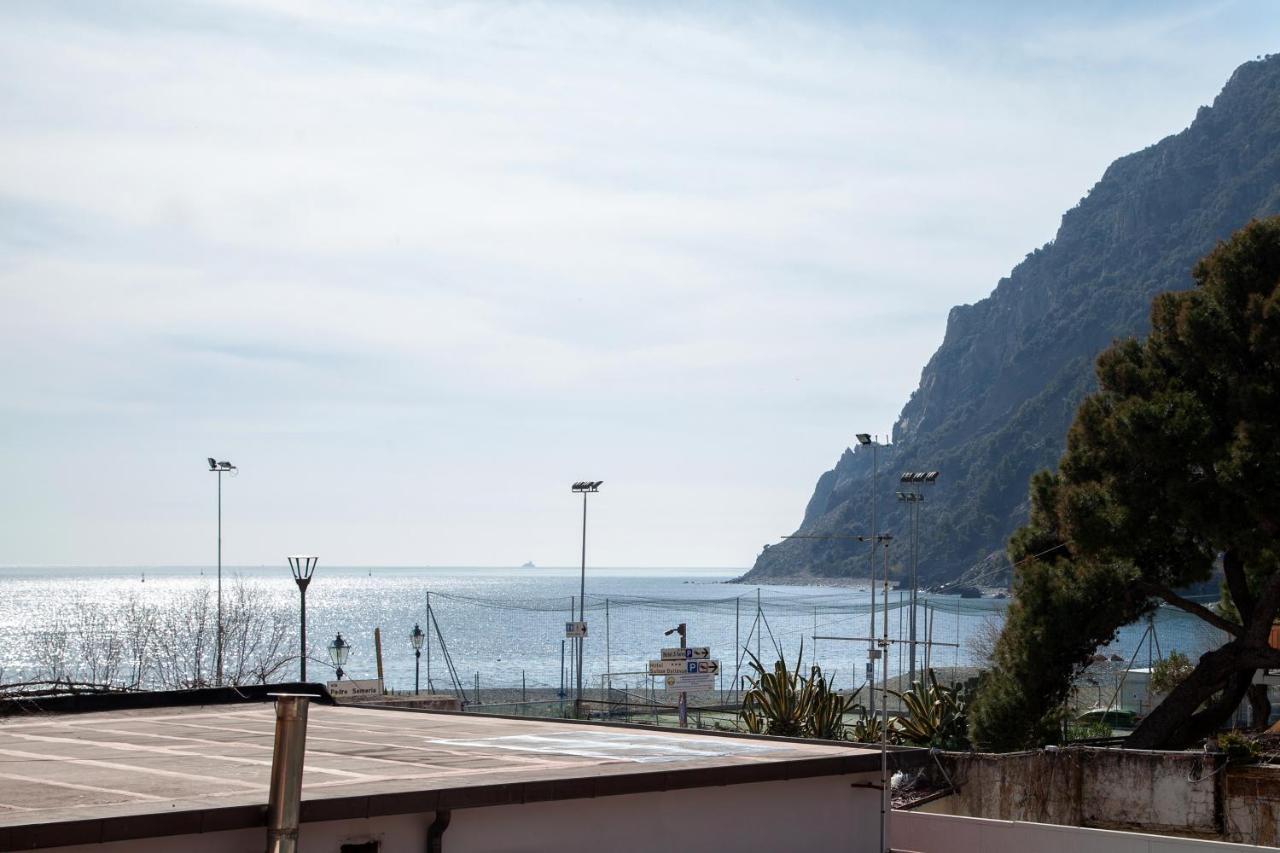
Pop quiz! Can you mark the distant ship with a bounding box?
[521,561,537,569]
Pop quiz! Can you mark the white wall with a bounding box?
[891,810,1274,853]
[49,772,882,853]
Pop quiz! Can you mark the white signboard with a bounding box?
[664,672,715,692]
[565,621,588,638]
[660,646,710,660]
[326,678,384,700]
[648,659,721,676]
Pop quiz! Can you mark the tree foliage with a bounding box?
[971,217,1280,750]
[1150,651,1195,696]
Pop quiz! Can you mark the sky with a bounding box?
[2,1,1278,569]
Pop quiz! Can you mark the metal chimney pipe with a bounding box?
[266,694,313,853]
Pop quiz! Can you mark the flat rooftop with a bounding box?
[0,702,910,848]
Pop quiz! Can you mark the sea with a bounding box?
[0,566,1228,696]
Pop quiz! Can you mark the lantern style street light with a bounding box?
[288,556,318,681]
[207,457,237,686]
[410,623,425,694]
[328,633,350,680]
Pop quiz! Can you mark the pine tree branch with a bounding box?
[1138,582,1243,638]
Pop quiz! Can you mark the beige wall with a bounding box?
[891,811,1273,853]
[922,747,1280,844]
[48,773,882,853]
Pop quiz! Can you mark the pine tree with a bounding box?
[971,217,1280,750]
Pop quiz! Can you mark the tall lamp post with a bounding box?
[410,623,425,694]
[896,470,938,685]
[207,457,237,686]
[570,480,602,718]
[855,434,885,712]
[328,633,349,681]
[287,556,317,681]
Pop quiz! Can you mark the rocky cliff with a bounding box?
[746,55,1280,585]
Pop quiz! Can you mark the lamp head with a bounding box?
[328,633,350,667]
[411,623,425,650]
[288,555,318,582]
[855,433,872,445]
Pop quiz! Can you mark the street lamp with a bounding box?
[287,556,317,681]
[410,623,425,695]
[570,480,602,718]
[207,457,237,686]
[328,633,350,680]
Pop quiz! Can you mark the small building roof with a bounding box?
[0,702,917,848]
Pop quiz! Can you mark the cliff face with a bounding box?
[747,55,1280,584]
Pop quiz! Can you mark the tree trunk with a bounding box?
[1248,682,1272,729]
[1128,643,1254,748]
[1128,563,1280,749]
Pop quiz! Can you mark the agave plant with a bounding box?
[889,669,972,749]
[847,709,894,745]
[739,643,854,740]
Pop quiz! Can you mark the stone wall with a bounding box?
[915,747,1280,846]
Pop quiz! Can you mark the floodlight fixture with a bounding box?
[856,433,872,445]
[925,471,940,483]
[900,473,912,483]
[571,480,602,493]
[208,457,217,470]
[912,472,927,483]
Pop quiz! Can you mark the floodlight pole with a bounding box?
[856,434,884,714]
[208,458,236,687]
[579,488,587,717]
[570,481,601,719]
